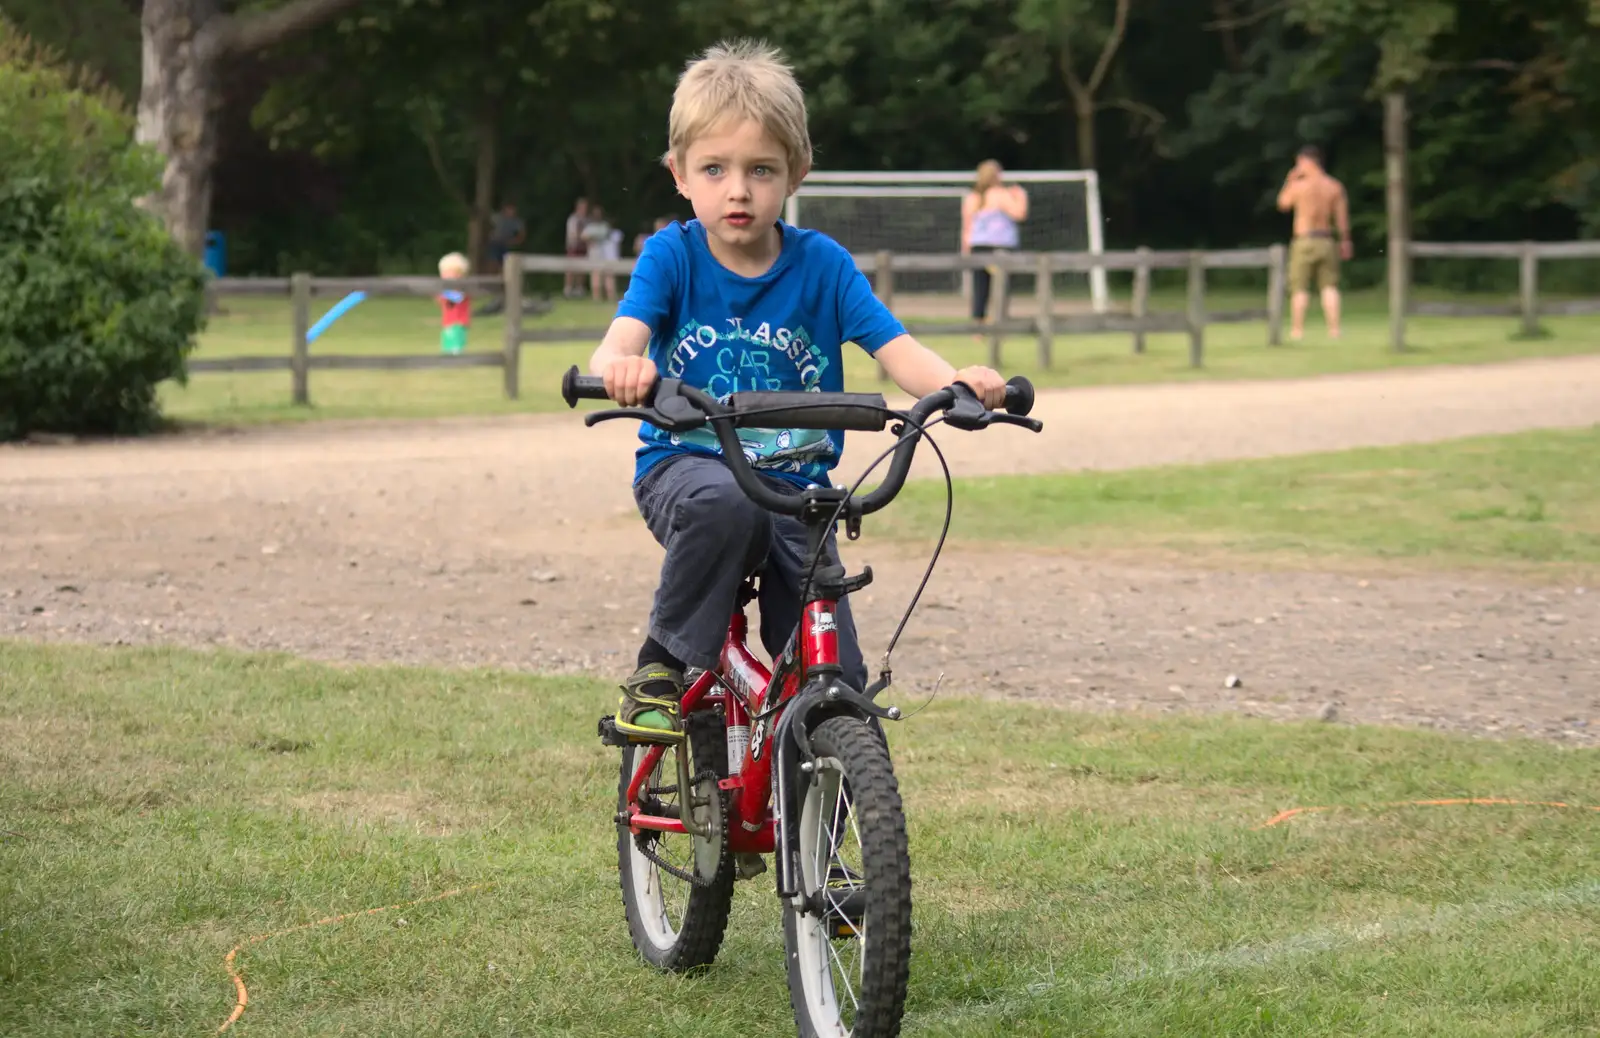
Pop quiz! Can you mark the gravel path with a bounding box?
[5,355,1599,744]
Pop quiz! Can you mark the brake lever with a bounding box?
[986,412,1044,433]
[583,407,658,428]
[582,381,709,433]
[943,383,990,432]
[944,383,1043,433]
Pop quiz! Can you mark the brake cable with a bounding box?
[699,399,958,705]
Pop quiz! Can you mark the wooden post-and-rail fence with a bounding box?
[200,256,546,404]
[512,245,1292,376]
[197,239,1600,404]
[1398,240,1600,345]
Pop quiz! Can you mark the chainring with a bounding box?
[631,767,726,889]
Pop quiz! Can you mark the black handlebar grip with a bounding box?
[561,364,610,408]
[1003,376,1036,417]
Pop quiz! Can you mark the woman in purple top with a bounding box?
[960,159,1030,324]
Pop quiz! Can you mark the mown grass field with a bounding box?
[876,425,1600,578]
[158,288,1600,427]
[22,296,1600,1035]
[2,642,1597,1036]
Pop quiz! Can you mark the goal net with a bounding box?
[784,170,1108,317]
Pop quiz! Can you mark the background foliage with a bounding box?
[6,0,1597,283]
[0,18,208,439]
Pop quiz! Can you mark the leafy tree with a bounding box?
[726,0,1022,172]
[56,0,1597,273]
[1006,0,1141,170]
[252,0,729,270]
[136,0,364,256]
[0,22,207,440]
[0,0,141,99]
[1173,0,1593,275]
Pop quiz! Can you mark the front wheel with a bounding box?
[783,716,913,1037]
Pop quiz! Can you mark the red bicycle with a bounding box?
[561,366,1042,1037]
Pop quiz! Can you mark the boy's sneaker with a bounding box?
[615,663,685,743]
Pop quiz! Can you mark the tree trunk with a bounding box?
[136,0,223,258]
[1055,0,1129,172]
[136,0,364,255]
[1072,92,1097,170]
[1384,89,1410,352]
[1211,0,1244,72]
[468,99,499,273]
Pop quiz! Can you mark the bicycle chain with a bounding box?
[632,768,727,889]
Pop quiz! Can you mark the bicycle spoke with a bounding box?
[824,921,861,1014]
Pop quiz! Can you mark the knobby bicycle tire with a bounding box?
[783,716,913,1038]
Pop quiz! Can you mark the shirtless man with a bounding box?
[1277,145,1353,339]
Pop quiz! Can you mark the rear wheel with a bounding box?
[783,716,913,1037]
[617,710,735,970]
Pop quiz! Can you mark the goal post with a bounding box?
[784,170,1109,315]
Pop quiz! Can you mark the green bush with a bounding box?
[0,21,206,440]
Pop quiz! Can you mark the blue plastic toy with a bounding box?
[306,291,368,343]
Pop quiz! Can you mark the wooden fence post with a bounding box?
[1131,247,1151,354]
[986,324,1003,369]
[1518,241,1540,338]
[290,272,311,406]
[1034,253,1054,369]
[1267,243,1287,346]
[502,253,523,399]
[1186,252,1206,368]
[875,250,894,382]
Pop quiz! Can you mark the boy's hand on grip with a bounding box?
[953,366,1008,410]
[603,356,658,406]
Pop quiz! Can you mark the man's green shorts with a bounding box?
[1289,235,1339,293]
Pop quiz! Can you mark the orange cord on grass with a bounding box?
[217,884,490,1033]
[1257,797,1600,830]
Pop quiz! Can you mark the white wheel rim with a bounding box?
[793,755,863,1037]
[626,748,693,951]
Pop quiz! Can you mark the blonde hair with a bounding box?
[665,39,812,180]
[438,252,469,278]
[973,159,1003,194]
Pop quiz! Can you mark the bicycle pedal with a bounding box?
[735,852,768,880]
[597,716,629,748]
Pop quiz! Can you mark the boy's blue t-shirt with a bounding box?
[615,219,906,489]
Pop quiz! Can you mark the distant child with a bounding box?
[437,251,471,354]
[587,40,1006,741]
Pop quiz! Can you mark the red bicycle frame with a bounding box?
[621,579,841,854]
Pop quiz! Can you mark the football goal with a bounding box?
[785,170,1109,316]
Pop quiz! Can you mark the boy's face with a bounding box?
[671,118,804,256]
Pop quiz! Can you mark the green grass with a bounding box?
[3,641,1598,1036]
[875,426,1600,575]
[159,288,1600,427]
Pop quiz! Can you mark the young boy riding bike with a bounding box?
[589,38,1008,742]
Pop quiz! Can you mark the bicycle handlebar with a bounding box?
[560,364,1042,518]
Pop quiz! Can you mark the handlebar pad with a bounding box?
[726,391,890,432]
[561,365,611,407]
